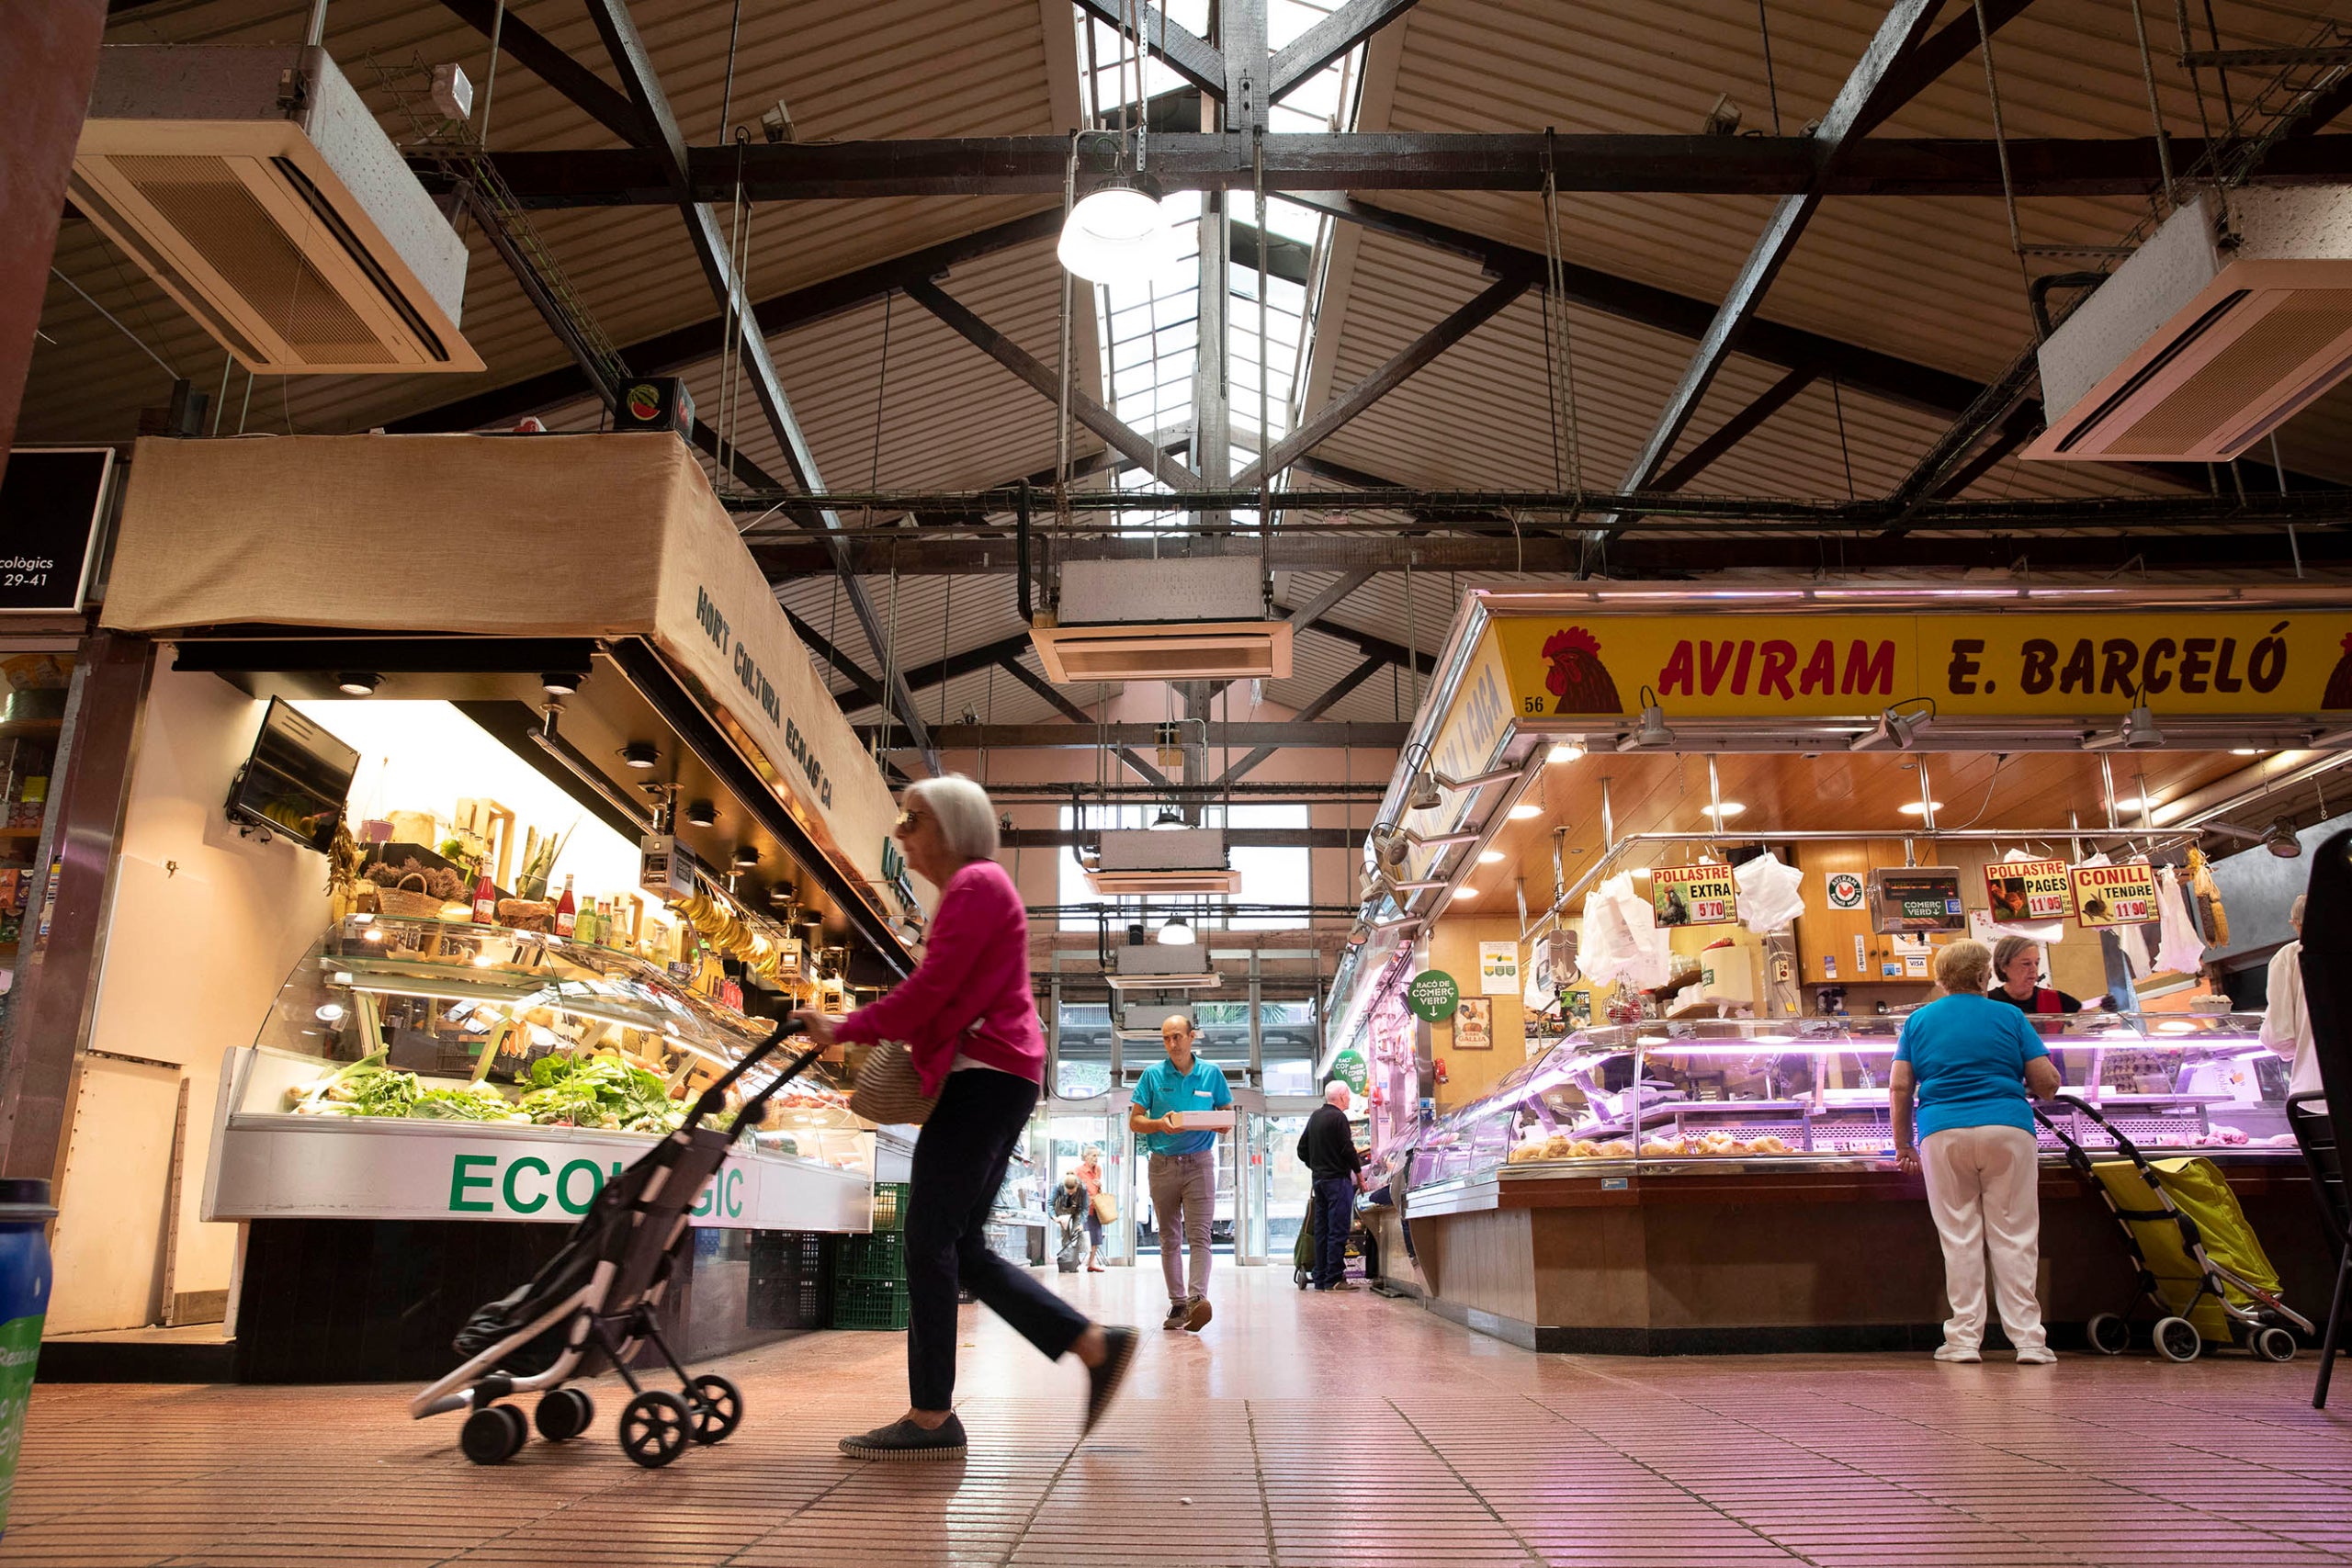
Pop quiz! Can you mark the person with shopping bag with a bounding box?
[797,775,1136,1461]
[1075,1145,1111,1271]
[1297,1081,1364,1291]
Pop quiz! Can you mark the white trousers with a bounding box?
[1919,1123,2046,1352]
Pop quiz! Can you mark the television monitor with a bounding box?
[227,698,359,853]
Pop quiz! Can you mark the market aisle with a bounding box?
[18,1267,2351,1568]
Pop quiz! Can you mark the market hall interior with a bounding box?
[4,0,2352,1563]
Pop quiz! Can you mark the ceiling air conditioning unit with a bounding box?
[1033,558,1291,682]
[72,45,482,375]
[1106,944,1221,991]
[1084,828,1240,896]
[2028,186,2352,463]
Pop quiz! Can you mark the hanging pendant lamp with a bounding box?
[1058,173,1170,284]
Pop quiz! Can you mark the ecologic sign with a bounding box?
[447,1151,751,1222]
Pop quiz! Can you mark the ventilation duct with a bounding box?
[72,45,481,375]
[2028,186,2352,463]
[1033,558,1291,682]
[1084,827,1240,895]
[1106,943,1222,990]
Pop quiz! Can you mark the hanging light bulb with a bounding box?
[1158,913,1196,945]
[1150,805,1187,830]
[1058,174,1170,283]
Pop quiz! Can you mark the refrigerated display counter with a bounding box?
[1398,1015,2330,1353]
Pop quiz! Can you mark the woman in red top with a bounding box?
[1986,935,2083,1015]
[1074,1145,1106,1271]
[798,775,1134,1461]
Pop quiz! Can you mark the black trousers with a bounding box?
[906,1068,1088,1410]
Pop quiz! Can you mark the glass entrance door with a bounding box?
[1043,1105,1127,1266]
[1252,1110,1317,1274]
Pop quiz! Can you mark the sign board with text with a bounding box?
[1651,863,1736,926]
[2071,861,2160,926]
[1984,858,2075,922]
[1489,610,2352,720]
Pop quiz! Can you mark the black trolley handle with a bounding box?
[680,1016,825,1138]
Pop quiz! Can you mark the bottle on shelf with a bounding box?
[575,897,601,947]
[470,865,497,924]
[553,874,578,940]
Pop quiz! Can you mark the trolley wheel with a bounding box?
[535,1387,594,1442]
[2085,1313,2132,1357]
[686,1374,743,1445]
[2154,1315,2202,1362]
[461,1403,528,1465]
[1294,1269,1309,1290]
[619,1390,693,1469]
[2252,1325,2299,1363]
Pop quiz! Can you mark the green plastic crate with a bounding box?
[837,1231,907,1282]
[871,1181,910,1233]
[831,1275,910,1331]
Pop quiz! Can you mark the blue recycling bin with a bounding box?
[0,1179,55,1542]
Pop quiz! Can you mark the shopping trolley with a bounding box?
[412,1017,825,1468]
[2035,1093,2313,1362]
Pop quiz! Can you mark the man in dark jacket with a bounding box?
[1297,1081,1364,1292]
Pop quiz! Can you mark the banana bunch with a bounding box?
[673,890,783,983]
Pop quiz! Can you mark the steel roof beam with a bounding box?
[905,278,1204,492]
[1234,269,1534,490]
[387,207,1060,436]
[1269,0,1421,102]
[450,133,2352,206]
[582,0,935,773]
[989,658,1177,790]
[746,529,2352,577]
[1211,653,1390,787]
[1071,0,1227,100]
[854,721,1408,750]
[1601,0,1948,537]
[433,0,646,146]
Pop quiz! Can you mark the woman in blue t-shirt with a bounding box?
[1892,938,2064,1364]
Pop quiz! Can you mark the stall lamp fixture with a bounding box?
[685,800,718,828]
[1478,849,1505,863]
[1452,887,1477,902]
[1895,799,1947,816]
[732,846,760,869]
[1508,801,1543,820]
[2086,705,2164,750]
[621,740,660,769]
[1630,687,1674,748]
[1702,801,1747,819]
[1548,742,1585,764]
[1157,914,1196,945]
[2206,818,2303,859]
[1150,805,1187,830]
[1850,702,1931,752]
[1057,173,1172,284]
[1346,923,1370,947]
[540,671,583,696]
[336,671,381,695]
[1405,768,1442,813]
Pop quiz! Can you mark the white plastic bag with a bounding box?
[1582,873,1673,989]
[1734,851,1806,934]
[2154,864,2207,972]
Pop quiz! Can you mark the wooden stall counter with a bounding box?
[1402,1160,2332,1355]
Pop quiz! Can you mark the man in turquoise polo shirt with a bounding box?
[1130,1014,1231,1331]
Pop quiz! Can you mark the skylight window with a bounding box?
[1072,2,1367,532]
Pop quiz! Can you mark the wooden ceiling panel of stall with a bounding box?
[1465,749,2265,904]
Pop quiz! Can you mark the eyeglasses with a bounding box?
[895,807,929,833]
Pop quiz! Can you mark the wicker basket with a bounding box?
[372,872,447,919]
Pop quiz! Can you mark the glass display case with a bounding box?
[1408,1012,2302,1197]
[204,912,876,1232]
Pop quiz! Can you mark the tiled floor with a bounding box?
[18,1264,2350,1567]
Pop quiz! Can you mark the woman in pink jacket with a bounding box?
[798,775,1135,1460]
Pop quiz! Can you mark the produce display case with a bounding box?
[1410,1012,2301,1201]
[204,911,875,1233]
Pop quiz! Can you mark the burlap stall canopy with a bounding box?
[103,432,910,919]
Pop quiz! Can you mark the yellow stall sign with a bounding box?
[2071,861,2159,927]
[1490,613,2352,718]
[1984,858,2075,922]
[1652,863,1736,927]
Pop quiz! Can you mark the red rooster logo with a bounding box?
[1542,626,1623,714]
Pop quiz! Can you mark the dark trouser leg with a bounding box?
[905,1070,1088,1412]
[1313,1176,1353,1287]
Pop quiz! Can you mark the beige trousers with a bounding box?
[1919,1122,2047,1352]
[1148,1150,1216,1304]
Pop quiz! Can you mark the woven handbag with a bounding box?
[848,1041,937,1126]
